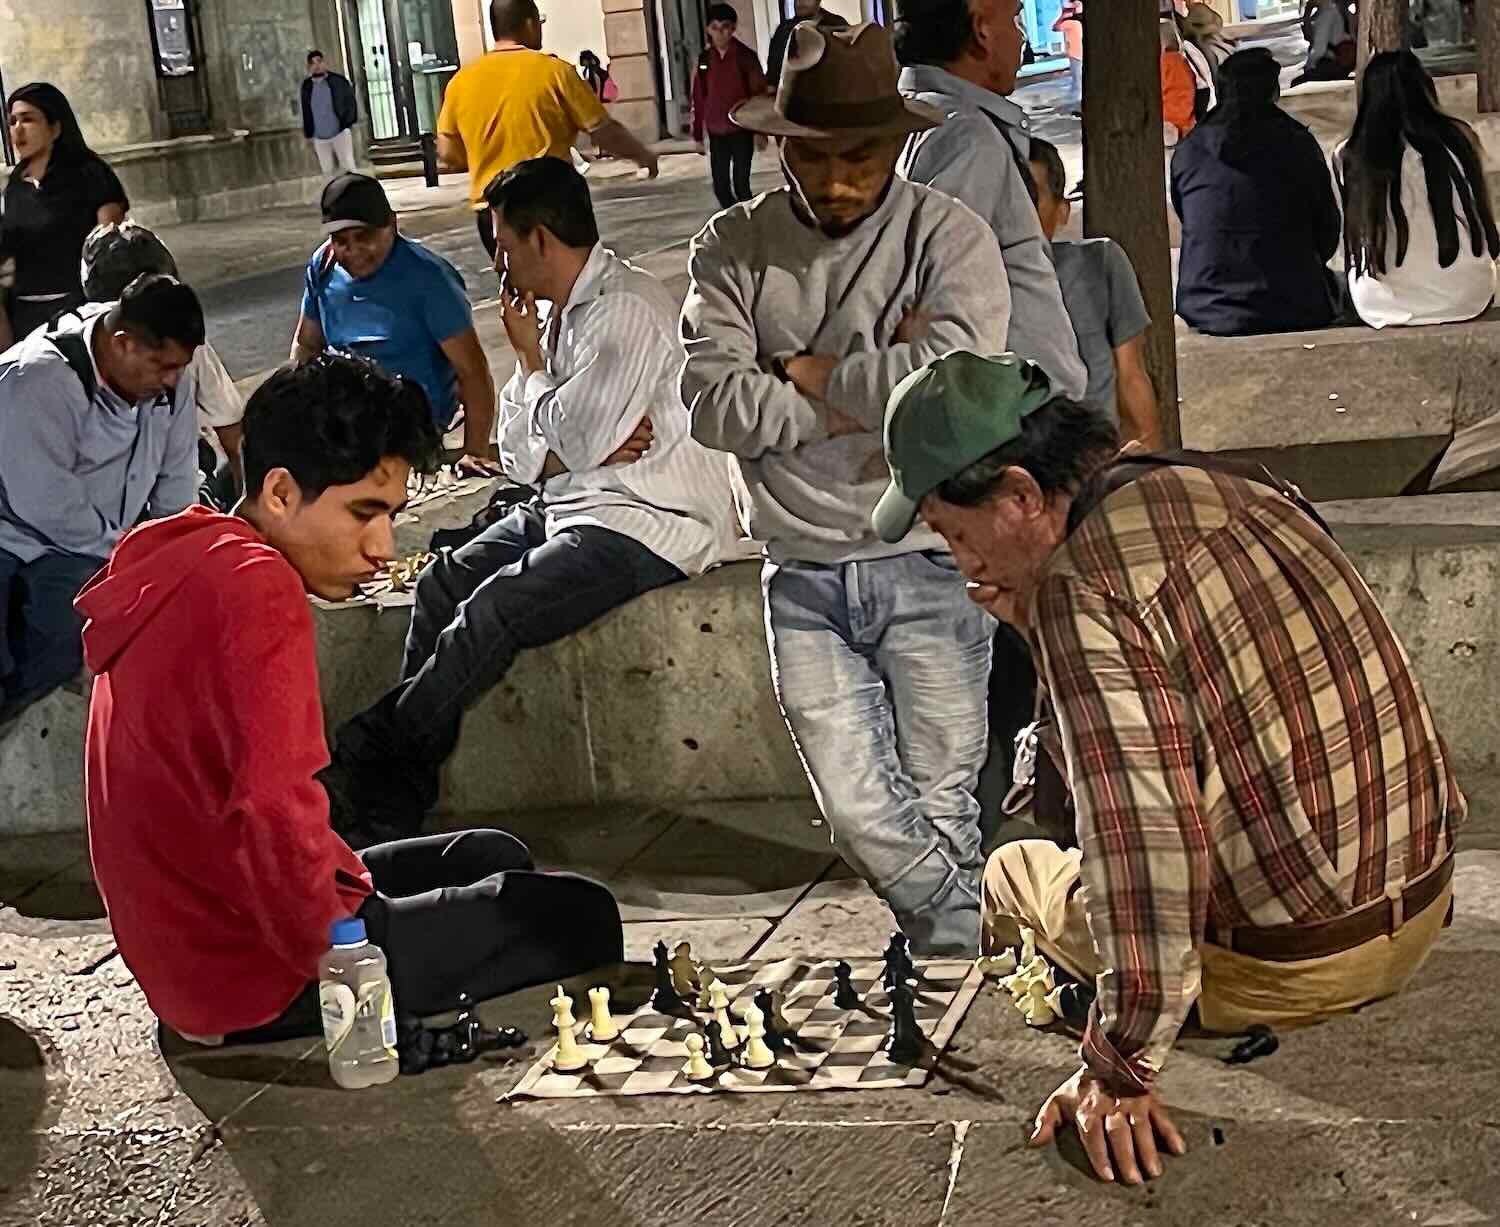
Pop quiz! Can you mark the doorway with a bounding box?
[656,0,707,137]
[347,0,460,146]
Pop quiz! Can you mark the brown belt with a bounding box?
[1205,855,1455,964]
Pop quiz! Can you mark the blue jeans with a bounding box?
[0,548,101,720]
[764,553,994,954]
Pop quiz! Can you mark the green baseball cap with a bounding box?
[872,351,1055,544]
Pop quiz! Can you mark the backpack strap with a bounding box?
[1067,451,1333,539]
[43,310,98,402]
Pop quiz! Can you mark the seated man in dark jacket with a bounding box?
[1171,48,1340,336]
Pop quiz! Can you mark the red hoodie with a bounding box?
[77,506,372,1038]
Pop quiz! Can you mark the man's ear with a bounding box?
[258,468,303,519]
[996,465,1048,517]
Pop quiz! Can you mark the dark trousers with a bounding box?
[708,132,755,210]
[222,829,624,1042]
[331,500,684,829]
[0,548,101,721]
[6,292,84,343]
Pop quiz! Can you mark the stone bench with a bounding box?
[1178,312,1500,500]
[7,492,1498,834]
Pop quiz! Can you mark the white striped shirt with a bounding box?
[498,245,737,576]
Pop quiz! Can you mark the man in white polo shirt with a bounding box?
[323,157,736,842]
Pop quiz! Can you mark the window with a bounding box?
[147,0,199,78]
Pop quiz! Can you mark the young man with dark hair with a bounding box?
[323,157,735,838]
[892,0,1087,402]
[682,23,1010,954]
[301,50,359,176]
[877,350,1465,1185]
[438,0,659,259]
[692,4,769,210]
[0,273,203,720]
[1025,138,1159,445]
[292,173,500,476]
[81,353,622,1045]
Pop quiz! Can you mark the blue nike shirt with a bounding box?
[301,235,472,426]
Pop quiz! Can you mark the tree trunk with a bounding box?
[1082,0,1179,446]
[1358,0,1410,75]
[1479,0,1500,113]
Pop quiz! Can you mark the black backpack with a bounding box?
[42,310,99,401]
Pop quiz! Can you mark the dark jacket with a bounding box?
[767,8,850,87]
[300,72,358,139]
[1171,105,1341,336]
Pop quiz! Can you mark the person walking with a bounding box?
[692,4,769,210]
[437,0,658,259]
[1337,50,1499,328]
[1053,1,1084,116]
[301,51,359,176]
[0,83,128,345]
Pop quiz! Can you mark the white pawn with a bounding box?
[550,985,588,1072]
[1022,978,1057,1027]
[682,1033,715,1082]
[587,986,619,1043]
[708,980,741,1049]
[1020,926,1037,966]
[740,1004,775,1070]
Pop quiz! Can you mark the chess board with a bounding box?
[507,956,983,1100]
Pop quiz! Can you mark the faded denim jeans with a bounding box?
[764,552,994,954]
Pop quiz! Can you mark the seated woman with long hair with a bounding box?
[1172,48,1341,336]
[1337,50,1499,328]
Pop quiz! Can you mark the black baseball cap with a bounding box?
[320,173,395,235]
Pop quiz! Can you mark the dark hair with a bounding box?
[706,3,738,24]
[1028,137,1067,202]
[242,353,442,502]
[934,399,1120,505]
[307,49,324,63]
[81,222,179,302]
[1341,50,1500,278]
[104,274,206,351]
[490,0,540,41]
[1198,48,1281,163]
[484,157,600,249]
[893,0,976,68]
[5,82,94,169]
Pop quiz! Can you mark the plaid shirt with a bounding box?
[1030,466,1465,1096]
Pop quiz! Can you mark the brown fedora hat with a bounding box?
[732,22,943,141]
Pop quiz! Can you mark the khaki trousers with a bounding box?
[981,840,1452,1033]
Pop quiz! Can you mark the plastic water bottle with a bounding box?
[318,917,399,1089]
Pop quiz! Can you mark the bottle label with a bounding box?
[320,979,398,1060]
[320,982,357,1054]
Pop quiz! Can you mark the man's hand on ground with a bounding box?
[499,278,545,373]
[1030,1067,1186,1185]
[605,415,655,465]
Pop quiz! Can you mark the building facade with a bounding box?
[0,0,350,223]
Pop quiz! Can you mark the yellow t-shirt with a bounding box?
[437,48,609,208]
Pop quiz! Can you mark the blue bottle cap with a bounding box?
[330,917,367,946]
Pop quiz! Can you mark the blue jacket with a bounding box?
[1171,106,1341,336]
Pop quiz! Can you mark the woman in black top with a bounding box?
[1,83,129,345]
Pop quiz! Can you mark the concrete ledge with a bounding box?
[1178,313,1500,500]
[0,689,87,836]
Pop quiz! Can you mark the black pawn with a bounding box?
[704,1020,734,1069]
[883,979,924,1066]
[833,961,861,1010]
[882,934,908,992]
[651,940,687,1012]
[754,989,792,1054]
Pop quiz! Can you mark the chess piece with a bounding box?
[651,941,687,1012]
[704,1019,734,1069]
[695,960,722,1010]
[976,950,1018,978]
[740,1004,776,1070]
[1020,926,1037,966]
[708,980,741,1049]
[833,960,861,1009]
[1024,979,1057,1026]
[669,942,700,998]
[882,979,924,1066]
[754,988,792,1054]
[587,986,619,1042]
[883,931,912,992]
[550,986,588,1072]
[683,1033,716,1082]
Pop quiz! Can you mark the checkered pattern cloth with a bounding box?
[1031,465,1466,1096]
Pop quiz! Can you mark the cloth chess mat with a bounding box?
[506,955,983,1099]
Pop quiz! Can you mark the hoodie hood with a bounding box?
[76,507,268,673]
